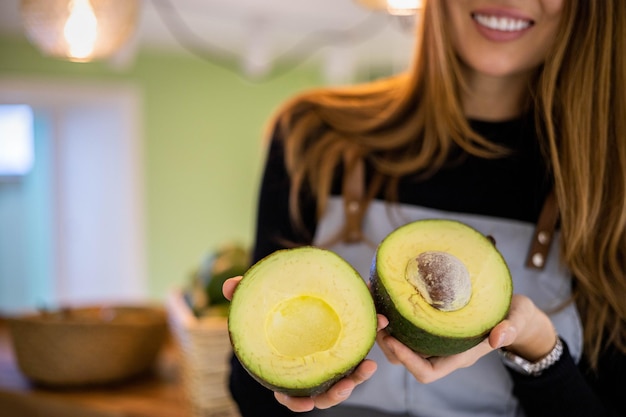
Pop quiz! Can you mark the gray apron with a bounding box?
[309,198,582,417]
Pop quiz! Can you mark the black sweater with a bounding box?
[229,116,626,417]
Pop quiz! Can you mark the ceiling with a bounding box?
[0,0,417,81]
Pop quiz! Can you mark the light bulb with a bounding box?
[64,0,98,60]
[386,0,420,16]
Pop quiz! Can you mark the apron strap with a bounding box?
[342,147,366,243]
[525,189,559,270]
[342,150,559,266]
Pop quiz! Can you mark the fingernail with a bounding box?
[378,315,389,330]
[497,327,517,348]
[338,389,352,397]
[361,370,375,380]
[497,331,507,348]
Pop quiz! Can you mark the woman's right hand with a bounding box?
[222,276,382,412]
[274,358,378,412]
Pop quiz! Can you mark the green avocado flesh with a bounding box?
[370,219,513,357]
[228,247,377,397]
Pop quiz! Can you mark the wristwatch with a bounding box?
[499,337,563,376]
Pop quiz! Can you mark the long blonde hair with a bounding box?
[273,0,626,367]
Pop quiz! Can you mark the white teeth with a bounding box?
[473,13,532,32]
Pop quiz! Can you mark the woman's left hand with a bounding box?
[376,294,557,383]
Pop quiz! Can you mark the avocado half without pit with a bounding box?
[370,219,513,357]
[228,246,377,397]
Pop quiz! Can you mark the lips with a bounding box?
[471,13,534,32]
[470,10,534,41]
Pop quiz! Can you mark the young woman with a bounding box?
[224,1,626,416]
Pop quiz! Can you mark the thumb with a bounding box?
[489,295,535,349]
[222,276,243,301]
[489,321,518,349]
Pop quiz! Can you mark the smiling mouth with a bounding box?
[471,13,534,32]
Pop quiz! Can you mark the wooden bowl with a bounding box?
[8,305,168,387]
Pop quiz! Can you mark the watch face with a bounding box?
[500,350,534,375]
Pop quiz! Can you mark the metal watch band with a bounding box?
[499,337,564,376]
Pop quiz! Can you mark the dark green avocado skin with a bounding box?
[232,344,358,397]
[369,265,491,357]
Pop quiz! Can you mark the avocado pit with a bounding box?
[405,251,472,312]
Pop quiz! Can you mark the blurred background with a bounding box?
[0,0,417,313]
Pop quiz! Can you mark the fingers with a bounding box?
[376,332,401,364]
[377,314,389,331]
[383,335,496,384]
[314,360,377,409]
[375,315,401,364]
[488,294,539,350]
[425,338,498,379]
[497,295,558,361]
[275,360,377,411]
[221,276,243,301]
[380,297,530,384]
[348,359,378,386]
[373,295,555,386]
[488,321,518,350]
[274,393,315,412]
[381,336,440,382]
[393,295,551,384]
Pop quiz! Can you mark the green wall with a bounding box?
[0,34,325,300]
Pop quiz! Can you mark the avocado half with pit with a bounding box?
[370,219,513,357]
[228,246,377,397]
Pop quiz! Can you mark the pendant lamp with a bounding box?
[20,0,140,62]
[355,0,422,16]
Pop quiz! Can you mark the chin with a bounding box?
[465,57,537,79]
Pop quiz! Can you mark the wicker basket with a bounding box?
[8,305,168,387]
[166,291,240,417]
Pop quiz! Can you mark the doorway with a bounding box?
[0,77,146,313]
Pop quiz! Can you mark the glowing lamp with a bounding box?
[20,0,140,62]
